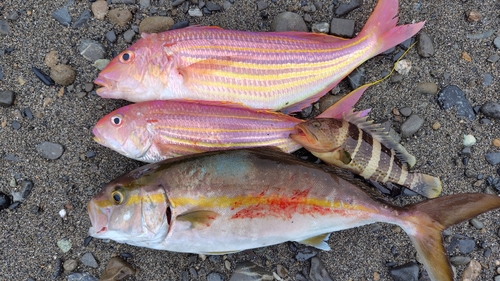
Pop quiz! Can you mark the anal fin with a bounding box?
[176,210,220,228]
[296,233,331,251]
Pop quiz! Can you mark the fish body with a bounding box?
[95,0,424,112]
[290,113,442,198]
[88,148,500,281]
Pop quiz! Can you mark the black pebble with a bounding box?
[120,252,133,259]
[11,121,20,130]
[83,235,93,247]
[8,201,20,210]
[86,150,96,158]
[21,180,34,200]
[171,20,189,30]
[437,85,475,120]
[462,157,469,166]
[32,67,55,86]
[0,192,11,210]
[51,258,63,278]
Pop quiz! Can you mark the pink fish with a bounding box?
[94,0,424,113]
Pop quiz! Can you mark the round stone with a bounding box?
[91,0,109,20]
[108,8,132,26]
[36,141,64,160]
[139,16,174,34]
[63,259,78,272]
[271,12,308,32]
[50,64,76,86]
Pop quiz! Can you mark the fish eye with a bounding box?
[111,114,122,126]
[312,121,321,128]
[111,190,123,205]
[119,51,134,63]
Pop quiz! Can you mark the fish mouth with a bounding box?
[87,201,110,237]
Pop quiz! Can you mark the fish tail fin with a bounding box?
[408,173,442,198]
[398,193,500,281]
[358,0,425,56]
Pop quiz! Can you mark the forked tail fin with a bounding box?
[358,0,425,57]
[398,193,500,281]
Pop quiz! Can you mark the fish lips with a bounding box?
[87,201,109,237]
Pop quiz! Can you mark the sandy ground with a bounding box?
[1,0,500,280]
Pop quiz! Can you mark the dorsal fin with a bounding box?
[343,111,416,168]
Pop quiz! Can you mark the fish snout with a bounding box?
[87,201,109,237]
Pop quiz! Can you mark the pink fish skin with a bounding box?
[95,0,424,113]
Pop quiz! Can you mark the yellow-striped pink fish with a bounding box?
[290,112,442,198]
[94,0,424,113]
[88,148,500,281]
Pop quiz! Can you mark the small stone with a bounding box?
[483,73,493,86]
[0,192,11,210]
[461,146,472,158]
[470,218,484,229]
[450,256,471,266]
[81,252,98,268]
[67,272,98,281]
[335,0,362,16]
[295,247,317,261]
[11,121,21,130]
[271,12,308,32]
[84,83,94,92]
[7,11,20,21]
[417,32,434,57]
[207,272,225,281]
[108,9,132,26]
[206,2,220,11]
[188,7,203,17]
[416,82,438,94]
[57,239,72,253]
[50,64,76,86]
[52,258,63,278]
[0,91,15,106]
[79,39,106,62]
[494,37,500,49]
[461,260,481,281]
[347,67,365,89]
[36,141,64,160]
[256,0,268,11]
[400,114,424,138]
[486,152,500,165]
[139,16,174,34]
[394,59,412,75]
[303,14,312,22]
[229,262,273,281]
[311,22,329,34]
[59,209,67,218]
[223,1,232,10]
[99,257,135,281]
[32,67,55,86]
[399,107,412,117]
[467,10,481,22]
[92,0,109,21]
[463,134,476,147]
[437,85,476,120]
[487,54,499,63]
[388,261,418,281]
[140,0,151,8]
[52,6,72,27]
[111,0,135,3]
[123,29,136,43]
[63,259,78,272]
[462,51,472,62]
[330,18,355,38]
[493,138,500,147]
[309,257,333,281]
[20,180,33,200]
[480,102,500,119]
[73,10,92,28]
[458,239,476,254]
[171,20,189,30]
[45,50,59,68]
[276,265,288,278]
[172,0,185,7]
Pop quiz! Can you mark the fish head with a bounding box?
[88,175,170,247]
[290,119,343,153]
[95,33,173,102]
[93,104,152,161]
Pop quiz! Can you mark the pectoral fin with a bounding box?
[176,210,220,228]
[296,233,331,251]
[339,149,352,165]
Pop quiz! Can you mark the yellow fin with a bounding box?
[176,210,220,228]
[339,149,352,165]
[297,233,331,251]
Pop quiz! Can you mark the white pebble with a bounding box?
[394,59,412,75]
[463,134,476,146]
[59,209,67,218]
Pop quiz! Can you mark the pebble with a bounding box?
[93,59,110,70]
[394,59,412,75]
[461,146,471,157]
[50,64,76,86]
[139,16,174,34]
[206,2,221,11]
[45,50,59,68]
[461,51,472,62]
[311,22,329,34]
[36,141,64,160]
[122,29,136,43]
[140,0,151,8]
[57,238,72,253]
[91,0,109,21]
[495,275,500,281]
[67,272,98,281]
[0,90,15,106]
[466,30,494,40]
[301,105,313,118]
[494,37,500,50]
[276,265,288,278]
[437,85,475,120]
[487,54,499,63]
[303,14,312,23]
[63,259,78,272]
[229,261,273,281]
[99,257,135,281]
[486,152,500,165]
[52,6,72,27]
[461,260,481,281]
[450,256,471,266]
[32,67,55,86]
[388,261,418,281]
[7,11,20,21]
[417,82,438,94]
[52,258,63,278]
[463,134,476,147]
[73,10,92,28]
[399,107,412,117]
[20,180,33,200]
[309,257,333,281]
[347,67,365,89]
[417,32,434,57]
[79,39,106,62]
[188,7,203,17]
[83,236,93,247]
[171,20,189,30]
[400,114,423,138]
[335,0,362,16]
[172,0,185,7]
[207,272,225,281]
[295,247,317,261]
[271,12,308,32]
[256,0,268,11]
[480,102,500,119]
[467,10,481,22]
[458,239,476,254]
[111,0,135,3]
[11,121,21,130]
[493,138,500,147]
[108,9,132,26]
[105,30,117,43]
[483,73,493,86]
[0,65,2,80]
[0,192,11,210]
[81,252,98,268]
[330,18,355,38]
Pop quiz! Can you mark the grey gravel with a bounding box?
[67,272,98,281]
[228,262,273,281]
[437,85,476,120]
[330,18,355,38]
[0,21,9,35]
[271,12,308,32]
[485,152,500,165]
[399,107,412,117]
[400,114,424,138]
[470,218,484,229]
[388,261,418,281]
[480,102,500,119]
[457,238,475,254]
[256,0,268,11]
[449,256,471,266]
[36,141,64,160]
[347,67,365,89]
[111,0,135,3]
[309,257,333,281]
[0,90,15,106]
[466,29,494,40]
[417,32,434,57]
[7,11,20,21]
[483,73,493,86]
[51,6,72,27]
[295,247,317,261]
[207,272,225,281]
[494,37,500,49]
[311,22,329,33]
[81,252,98,268]
[63,259,78,272]
[335,0,362,16]
[487,54,499,63]
[123,29,136,43]
[11,121,21,130]
[73,10,92,29]
[79,40,106,62]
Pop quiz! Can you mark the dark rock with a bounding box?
[330,18,355,38]
[180,271,189,281]
[21,180,34,200]
[23,108,33,119]
[399,107,412,117]
[449,256,471,266]
[229,262,273,281]
[81,252,98,268]
[207,272,225,281]
[171,20,189,30]
[480,102,500,119]
[72,10,92,28]
[461,147,471,157]
[389,261,418,281]
[12,121,21,130]
[417,32,434,57]
[52,6,72,27]
[99,257,135,281]
[347,67,365,89]
[271,12,308,32]
[309,257,333,281]
[79,39,106,62]
[52,258,63,278]
[400,114,424,138]
[399,37,415,50]
[466,29,494,40]
[335,0,362,16]
[295,247,317,261]
[483,73,493,86]
[437,85,475,120]
[36,141,64,160]
[67,272,98,281]
[494,37,500,49]
[83,236,93,247]
[301,105,313,118]
[8,201,20,209]
[0,65,3,80]
[485,152,500,165]
[172,0,185,7]
[462,157,469,166]
[487,54,500,63]
[0,192,11,210]
[256,0,268,11]
[32,67,55,86]
[480,118,492,124]
[206,2,221,11]
[458,239,475,254]
[484,248,492,257]
[123,29,136,43]
[7,11,20,21]
[0,91,15,106]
